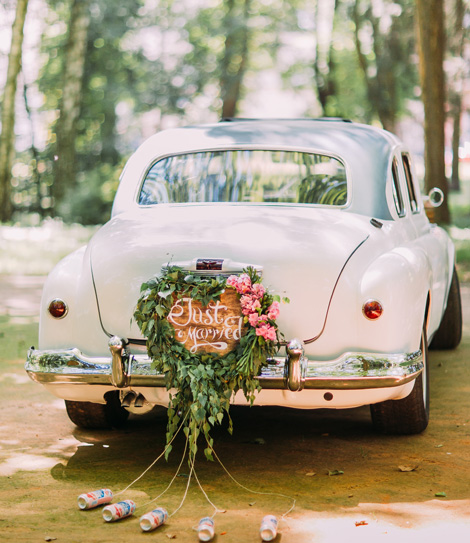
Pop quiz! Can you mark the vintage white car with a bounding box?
[26,119,462,435]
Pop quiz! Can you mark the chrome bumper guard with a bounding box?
[25,337,423,391]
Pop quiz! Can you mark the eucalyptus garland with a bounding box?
[134,266,287,462]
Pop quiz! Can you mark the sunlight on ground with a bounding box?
[289,499,470,541]
[0,453,62,476]
[0,434,83,476]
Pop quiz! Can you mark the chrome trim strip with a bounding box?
[26,345,423,391]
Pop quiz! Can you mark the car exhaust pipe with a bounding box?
[120,390,146,408]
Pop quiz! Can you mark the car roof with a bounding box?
[114,119,404,219]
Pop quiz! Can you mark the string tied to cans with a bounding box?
[76,412,295,541]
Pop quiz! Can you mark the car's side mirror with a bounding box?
[424,187,445,208]
[423,187,444,223]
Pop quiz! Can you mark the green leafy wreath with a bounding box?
[134,266,288,461]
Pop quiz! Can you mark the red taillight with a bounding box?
[48,299,68,319]
[362,300,383,320]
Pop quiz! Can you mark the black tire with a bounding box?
[370,326,429,435]
[65,391,129,429]
[430,267,462,350]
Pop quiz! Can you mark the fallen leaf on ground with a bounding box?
[249,502,256,506]
[398,464,419,472]
[220,531,227,535]
[435,492,447,497]
[305,472,316,477]
[328,470,344,476]
[45,538,57,542]
[355,521,368,527]
[165,534,176,539]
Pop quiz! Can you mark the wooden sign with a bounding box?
[167,289,245,355]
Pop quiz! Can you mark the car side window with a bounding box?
[402,153,419,213]
[391,157,405,217]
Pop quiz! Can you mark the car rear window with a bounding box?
[138,150,347,206]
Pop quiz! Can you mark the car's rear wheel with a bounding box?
[370,326,429,435]
[430,267,462,350]
[65,391,129,429]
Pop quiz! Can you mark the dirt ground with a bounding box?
[0,275,469,542]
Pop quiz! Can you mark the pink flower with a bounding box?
[227,273,252,294]
[238,274,252,294]
[251,283,266,299]
[255,324,277,342]
[240,295,261,316]
[267,301,280,320]
[248,313,260,327]
[226,275,239,288]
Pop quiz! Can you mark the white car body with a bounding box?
[26,119,461,434]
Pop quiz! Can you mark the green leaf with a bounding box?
[435,492,447,497]
[155,305,166,318]
[164,444,173,460]
[204,447,214,461]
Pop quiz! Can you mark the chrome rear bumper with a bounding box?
[26,337,423,391]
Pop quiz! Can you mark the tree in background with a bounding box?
[352,0,416,133]
[220,0,252,118]
[53,0,90,206]
[0,0,29,222]
[415,0,450,224]
[40,0,148,222]
[313,0,339,116]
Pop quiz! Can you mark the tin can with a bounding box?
[139,507,168,532]
[102,500,136,522]
[77,489,113,510]
[259,515,278,542]
[197,517,215,541]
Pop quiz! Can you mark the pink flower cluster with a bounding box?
[227,274,280,342]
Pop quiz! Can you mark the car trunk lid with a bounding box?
[89,205,370,344]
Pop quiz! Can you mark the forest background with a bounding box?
[0,0,469,235]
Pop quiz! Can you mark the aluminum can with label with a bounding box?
[197,517,215,541]
[102,500,136,522]
[77,489,113,510]
[259,515,278,541]
[139,507,168,532]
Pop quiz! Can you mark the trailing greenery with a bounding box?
[134,266,285,462]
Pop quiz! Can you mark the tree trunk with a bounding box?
[449,93,462,191]
[313,0,338,116]
[0,0,29,222]
[352,1,398,133]
[448,0,465,191]
[415,0,449,224]
[220,0,251,119]
[53,0,91,206]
